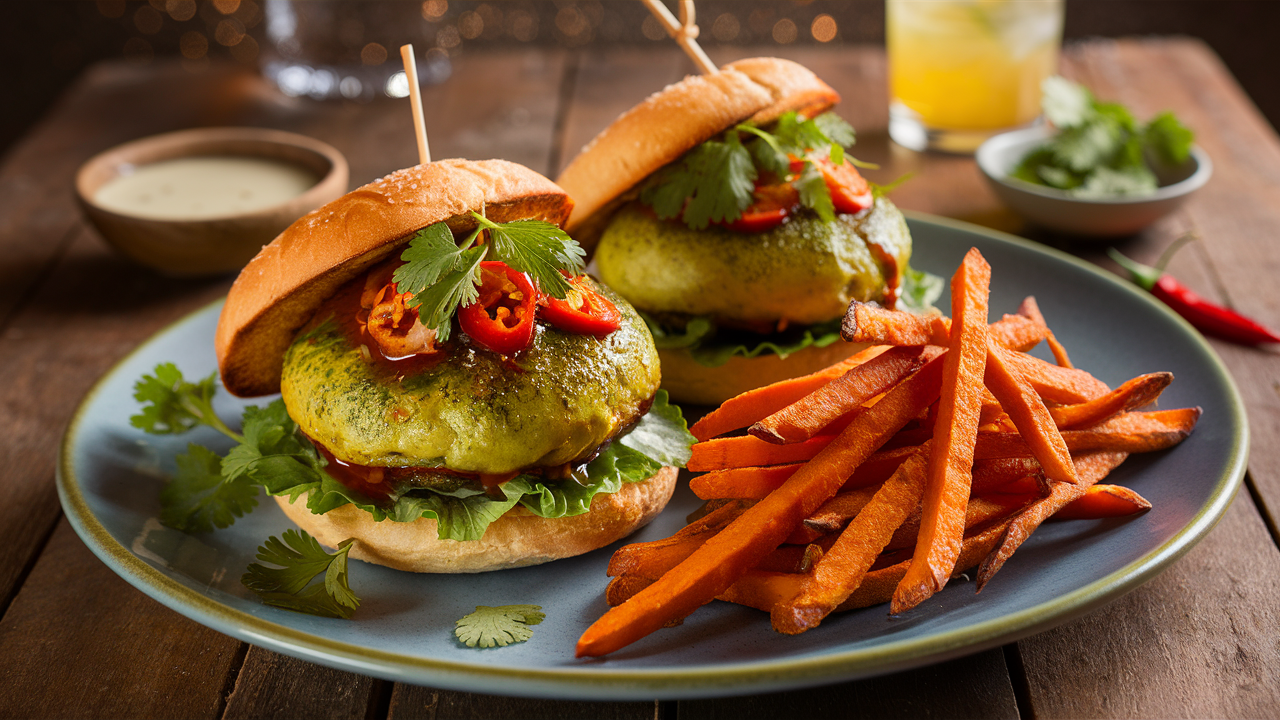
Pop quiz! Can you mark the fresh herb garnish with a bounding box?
[1012,76,1194,197]
[640,110,862,229]
[455,605,545,648]
[392,212,585,340]
[242,530,360,619]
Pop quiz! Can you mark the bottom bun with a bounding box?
[273,466,678,573]
[658,342,870,406]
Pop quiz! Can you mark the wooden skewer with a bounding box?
[640,0,717,75]
[400,44,431,165]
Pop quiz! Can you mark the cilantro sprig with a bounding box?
[242,530,360,619]
[455,605,545,648]
[392,212,585,341]
[640,110,864,230]
[1012,76,1195,197]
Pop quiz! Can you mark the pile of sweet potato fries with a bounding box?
[576,248,1199,657]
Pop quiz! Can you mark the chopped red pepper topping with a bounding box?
[540,274,623,337]
[458,261,538,355]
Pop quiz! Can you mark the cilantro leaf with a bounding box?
[792,161,835,223]
[242,530,359,619]
[1073,165,1157,198]
[813,112,856,148]
[640,163,699,220]
[473,213,585,299]
[393,223,477,304]
[771,112,832,157]
[131,363,235,439]
[1052,118,1122,174]
[681,134,756,230]
[407,245,487,342]
[1041,75,1093,128]
[1144,111,1194,164]
[455,605,545,648]
[159,443,259,532]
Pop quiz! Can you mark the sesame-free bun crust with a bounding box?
[659,342,870,407]
[273,466,678,573]
[215,159,572,397]
[556,57,838,249]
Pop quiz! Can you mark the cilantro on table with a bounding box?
[392,211,586,341]
[639,110,865,230]
[455,605,545,648]
[242,530,360,619]
[1012,76,1195,197]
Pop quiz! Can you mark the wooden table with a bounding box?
[1,38,1277,719]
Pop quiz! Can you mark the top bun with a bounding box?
[556,57,839,249]
[215,158,572,398]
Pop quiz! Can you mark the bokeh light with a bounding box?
[811,14,837,42]
[459,11,484,40]
[772,18,798,44]
[421,1,448,21]
[361,42,387,66]
[133,5,163,35]
[166,0,196,22]
[179,30,207,59]
[215,18,245,46]
[96,0,125,19]
[711,13,740,42]
[212,0,240,15]
[641,15,665,41]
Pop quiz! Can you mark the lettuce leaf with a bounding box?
[253,391,694,542]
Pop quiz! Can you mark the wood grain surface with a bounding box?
[0,38,1275,719]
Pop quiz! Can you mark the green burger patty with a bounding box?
[280,281,661,475]
[595,196,912,326]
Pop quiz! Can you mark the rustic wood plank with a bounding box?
[222,647,386,720]
[386,684,657,720]
[1017,494,1280,718]
[0,519,244,719]
[677,648,1019,720]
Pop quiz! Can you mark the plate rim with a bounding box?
[56,211,1249,699]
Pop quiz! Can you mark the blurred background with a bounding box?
[4,0,1278,159]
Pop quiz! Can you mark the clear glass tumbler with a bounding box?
[887,0,1064,153]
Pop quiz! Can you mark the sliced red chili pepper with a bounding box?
[721,183,800,234]
[541,274,623,337]
[813,157,874,214]
[458,261,538,355]
[1109,239,1280,345]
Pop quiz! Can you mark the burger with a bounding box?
[556,57,919,405]
[214,159,692,573]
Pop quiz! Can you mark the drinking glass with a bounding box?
[886,0,1064,153]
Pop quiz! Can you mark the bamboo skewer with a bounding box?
[640,0,718,75]
[400,44,431,165]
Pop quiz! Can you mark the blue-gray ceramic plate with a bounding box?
[58,213,1247,700]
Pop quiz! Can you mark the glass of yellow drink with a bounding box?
[887,0,1064,153]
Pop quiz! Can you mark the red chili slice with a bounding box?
[722,183,800,234]
[541,275,623,337]
[458,261,538,355]
[814,157,874,214]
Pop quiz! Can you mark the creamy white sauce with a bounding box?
[94,156,319,220]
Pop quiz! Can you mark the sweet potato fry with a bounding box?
[973,408,1201,460]
[575,354,946,657]
[997,351,1110,404]
[1053,484,1152,520]
[773,450,931,634]
[885,489,1036,552]
[690,463,802,500]
[985,341,1078,485]
[801,486,884,534]
[687,434,836,472]
[976,450,1129,590]
[1016,296,1073,368]
[970,457,1044,495]
[607,500,750,577]
[718,519,1014,614]
[893,248,991,615]
[751,346,939,444]
[842,302,1047,351]
[688,345,890,441]
[1049,373,1172,429]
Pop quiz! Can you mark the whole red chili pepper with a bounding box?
[1108,237,1280,345]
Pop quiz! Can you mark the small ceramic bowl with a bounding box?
[976,125,1212,238]
[76,127,348,276]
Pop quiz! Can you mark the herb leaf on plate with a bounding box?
[455,605,545,648]
[242,529,360,619]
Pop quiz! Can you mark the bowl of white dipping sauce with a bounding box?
[76,127,348,276]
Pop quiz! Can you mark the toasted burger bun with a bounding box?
[216,158,572,398]
[273,467,678,573]
[557,57,838,251]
